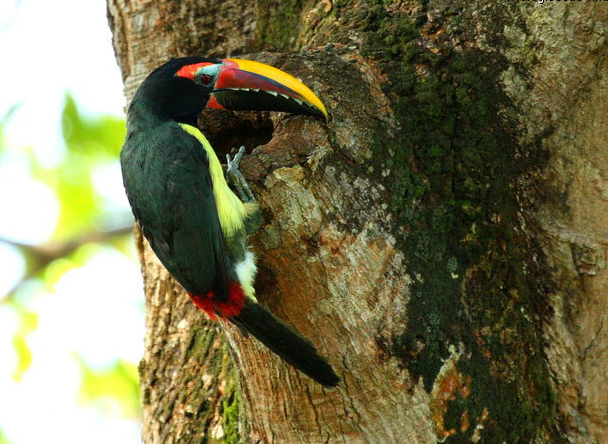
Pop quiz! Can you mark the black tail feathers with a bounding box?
[230,299,339,387]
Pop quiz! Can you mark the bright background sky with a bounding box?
[0,0,143,443]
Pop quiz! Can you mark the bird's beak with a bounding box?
[207,59,328,120]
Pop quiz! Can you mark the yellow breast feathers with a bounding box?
[179,124,247,237]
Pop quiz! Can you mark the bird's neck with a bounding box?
[128,78,207,128]
[126,103,199,132]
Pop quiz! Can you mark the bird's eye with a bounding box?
[200,74,212,85]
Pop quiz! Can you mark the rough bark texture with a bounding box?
[107,1,608,443]
[508,6,608,443]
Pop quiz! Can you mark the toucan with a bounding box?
[120,57,339,387]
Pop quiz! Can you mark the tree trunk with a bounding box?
[107,1,608,443]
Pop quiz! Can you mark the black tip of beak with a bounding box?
[213,89,327,120]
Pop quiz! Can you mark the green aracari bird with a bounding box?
[120,57,339,386]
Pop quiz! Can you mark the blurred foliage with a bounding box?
[76,355,140,418]
[0,426,12,444]
[27,94,127,239]
[9,303,37,382]
[0,93,140,435]
[62,94,125,157]
[0,104,20,159]
[5,94,132,380]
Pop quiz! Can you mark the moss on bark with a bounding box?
[220,372,244,444]
[360,4,556,442]
[255,0,310,49]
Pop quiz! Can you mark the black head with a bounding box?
[130,57,221,126]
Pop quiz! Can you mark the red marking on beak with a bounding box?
[215,61,295,98]
[206,94,226,110]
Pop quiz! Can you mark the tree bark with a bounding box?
[107,1,608,443]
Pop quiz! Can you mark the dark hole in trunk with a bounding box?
[198,109,274,160]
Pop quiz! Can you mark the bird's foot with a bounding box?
[226,146,255,203]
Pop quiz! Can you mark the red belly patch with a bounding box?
[188,282,246,320]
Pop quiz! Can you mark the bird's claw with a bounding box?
[226,146,255,203]
[226,146,246,173]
